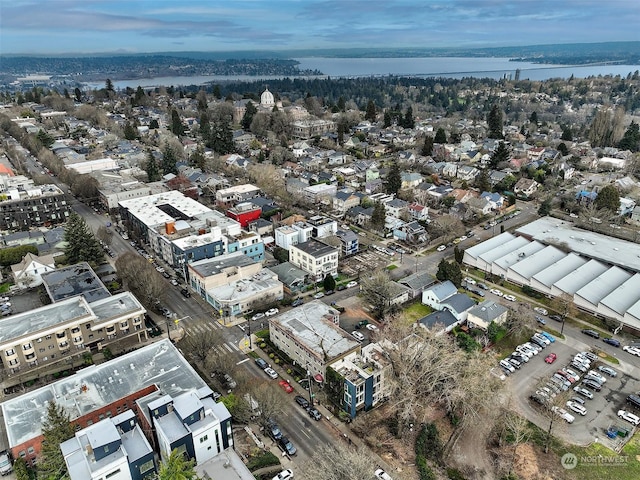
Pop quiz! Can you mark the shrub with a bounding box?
[246,450,280,471]
[447,467,467,480]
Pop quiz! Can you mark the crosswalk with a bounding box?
[181,320,242,355]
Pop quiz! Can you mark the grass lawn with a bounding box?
[386,264,398,271]
[403,302,432,322]
[562,437,640,480]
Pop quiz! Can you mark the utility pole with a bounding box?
[307,366,314,407]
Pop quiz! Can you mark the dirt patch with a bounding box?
[513,443,541,479]
[341,305,376,323]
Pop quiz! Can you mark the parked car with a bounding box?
[255,358,269,370]
[583,374,604,385]
[533,333,550,345]
[251,312,266,321]
[540,331,555,342]
[366,323,378,331]
[623,345,640,357]
[295,395,309,409]
[535,316,546,325]
[557,370,575,383]
[581,329,600,339]
[477,282,489,290]
[180,288,191,298]
[346,281,359,288]
[265,308,279,317]
[0,451,12,476]
[545,353,557,364]
[490,289,503,296]
[463,277,476,285]
[352,331,365,342]
[551,406,575,424]
[581,379,602,392]
[566,401,587,416]
[500,360,515,372]
[272,469,293,480]
[618,410,640,426]
[222,373,237,390]
[562,369,580,382]
[267,420,283,441]
[291,298,304,307]
[570,361,588,373]
[534,307,548,316]
[569,396,585,406]
[507,357,522,369]
[278,380,294,394]
[580,351,599,362]
[278,436,297,456]
[549,314,563,322]
[375,469,393,480]
[437,245,446,252]
[587,370,607,383]
[264,367,279,379]
[313,292,325,299]
[308,407,322,421]
[598,365,618,377]
[504,294,516,302]
[573,386,594,399]
[603,337,621,347]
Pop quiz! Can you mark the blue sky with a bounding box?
[1,0,639,54]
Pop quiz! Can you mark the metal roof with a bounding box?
[532,253,587,288]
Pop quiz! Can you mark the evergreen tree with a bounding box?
[490,141,510,168]
[323,273,336,292]
[537,199,552,216]
[618,121,640,151]
[422,135,434,156]
[402,106,415,129]
[161,143,178,175]
[557,142,569,156]
[475,169,490,193]
[105,78,114,93]
[453,245,464,264]
[241,101,257,130]
[64,212,104,264]
[385,161,402,195]
[123,121,137,140]
[145,150,161,182]
[150,119,159,129]
[134,86,146,106]
[365,100,377,122]
[436,259,462,287]
[212,120,234,154]
[594,185,620,212]
[370,202,386,232]
[74,87,82,102]
[38,402,75,480]
[337,96,346,112]
[487,104,504,139]
[212,84,222,99]
[529,111,538,124]
[560,124,573,141]
[434,127,447,144]
[37,129,55,148]
[190,145,206,170]
[170,108,185,136]
[158,449,198,480]
[383,111,392,128]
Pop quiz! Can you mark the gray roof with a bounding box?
[336,229,358,242]
[427,281,457,301]
[493,241,546,271]
[575,266,632,305]
[599,274,640,315]
[419,310,459,329]
[293,238,338,257]
[189,251,256,277]
[41,262,111,303]
[441,293,476,314]
[464,232,516,261]
[1,339,207,448]
[553,259,609,295]
[516,216,640,273]
[508,245,567,279]
[399,271,435,291]
[478,236,529,265]
[0,296,94,346]
[270,301,357,360]
[268,262,307,286]
[532,253,587,288]
[467,300,508,322]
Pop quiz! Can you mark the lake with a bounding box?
[93,57,640,89]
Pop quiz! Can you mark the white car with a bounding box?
[573,386,593,399]
[264,367,279,379]
[375,469,393,480]
[500,360,515,373]
[503,294,516,302]
[618,410,640,426]
[623,346,640,357]
[490,289,503,297]
[533,307,548,316]
[313,292,325,299]
[587,370,607,383]
[273,469,294,480]
[566,401,587,416]
[437,245,446,252]
[366,323,378,331]
[346,281,358,288]
[551,406,575,424]
[463,277,476,285]
[352,331,365,342]
[562,369,580,382]
[265,308,279,317]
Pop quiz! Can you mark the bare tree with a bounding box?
[298,444,380,480]
[114,252,166,307]
[96,226,113,246]
[246,163,286,199]
[178,328,220,364]
[429,214,464,239]
[549,292,577,335]
[359,269,395,318]
[501,408,530,476]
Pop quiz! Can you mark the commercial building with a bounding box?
[225,202,262,228]
[215,184,261,207]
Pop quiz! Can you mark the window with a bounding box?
[56,332,66,339]
[140,459,154,474]
[27,447,34,454]
[105,468,120,478]
[199,434,208,443]
[23,343,33,350]
[48,345,54,350]
[39,348,45,353]
[5,349,15,356]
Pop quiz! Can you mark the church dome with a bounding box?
[260,87,275,107]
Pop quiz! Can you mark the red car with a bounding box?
[545,353,557,364]
[278,380,294,393]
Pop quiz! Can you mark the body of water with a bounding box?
[90,57,640,89]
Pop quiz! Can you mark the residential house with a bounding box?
[401,172,423,189]
[335,229,359,256]
[346,206,374,227]
[303,183,337,204]
[10,252,55,289]
[215,184,261,208]
[466,300,509,330]
[394,221,428,244]
[479,191,504,210]
[456,165,480,182]
[384,198,409,219]
[333,191,361,214]
[398,271,436,300]
[513,178,539,197]
[408,202,429,222]
[466,196,493,216]
[422,281,458,309]
[268,262,307,294]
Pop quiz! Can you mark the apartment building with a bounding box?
[288,239,338,282]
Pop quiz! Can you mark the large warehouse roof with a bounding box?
[532,253,587,288]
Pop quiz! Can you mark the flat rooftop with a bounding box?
[1,339,207,449]
[118,190,212,228]
[89,292,146,326]
[293,238,338,257]
[189,252,255,278]
[41,262,111,303]
[0,296,94,347]
[207,270,281,303]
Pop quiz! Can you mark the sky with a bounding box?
[1,0,639,55]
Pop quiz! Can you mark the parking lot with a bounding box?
[506,334,640,448]
[340,249,395,277]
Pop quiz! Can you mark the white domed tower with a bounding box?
[260,87,275,108]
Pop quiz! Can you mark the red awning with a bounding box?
[314,374,324,383]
